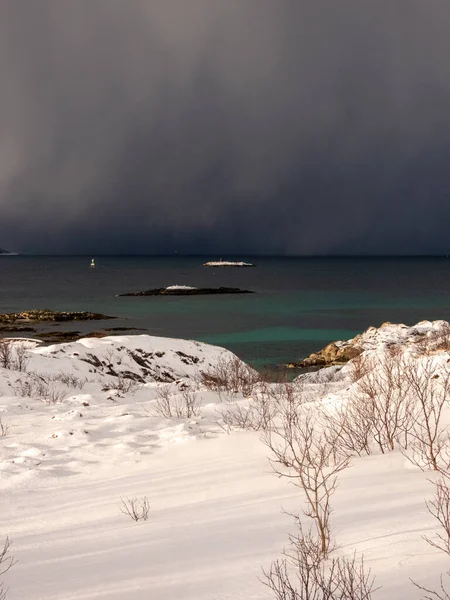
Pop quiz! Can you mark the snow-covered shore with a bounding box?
[1,323,450,599]
[291,318,450,367]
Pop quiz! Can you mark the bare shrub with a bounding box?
[0,340,13,370]
[262,529,323,599]
[261,380,299,405]
[347,350,450,464]
[42,386,68,405]
[13,374,67,404]
[321,396,374,458]
[258,366,291,384]
[401,361,450,472]
[424,479,450,557]
[52,372,86,389]
[262,527,378,600]
[13,375,49,398]
[0,537,16,600]
[412,479,450,599]
[102,375,139,395]
[116,375,139,394]
[13,343,29,372]
[257,380,308,434]
[199,355,260,400]
[179,386,201,418]
[0,339,29,372]
[350,349,414,453]
[0,418,9,437]
[413,576,450,600]
[120,496,150,521]
[152,384,173,417]
[218,397,276,433]
[153,384,201,418]
[264,409,350,557]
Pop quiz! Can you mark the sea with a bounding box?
[1,255,450,369]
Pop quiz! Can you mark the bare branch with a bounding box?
[0,537,17,600]
[263,409,350,557]
[198,356,260,400]
[120,496,150,521]
[152,384,201,418]
[262,527,379,600]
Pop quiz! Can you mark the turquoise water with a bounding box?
[1,256,450,367]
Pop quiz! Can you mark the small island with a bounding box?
[202,260,256,267]
[119,285,254,296]
[0,247,17,256]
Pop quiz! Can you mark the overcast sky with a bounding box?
[1,1,450,255]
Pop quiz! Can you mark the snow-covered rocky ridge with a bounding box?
[2,324,450,599]
[293,318,450,367]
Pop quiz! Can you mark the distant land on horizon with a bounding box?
[4,253,450,259]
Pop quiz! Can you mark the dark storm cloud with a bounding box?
[2,0,450,255]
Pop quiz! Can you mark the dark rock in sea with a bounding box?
[0,310,116,323]
[14,324,145,346]
[84,331,109,339]
[0,325,36,333]
[104,326,144,332]
[119,286,254,296]
[202,261,256,267]
[35,327,141,344]
[36,331,82,343]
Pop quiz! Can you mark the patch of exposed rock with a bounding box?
[287,341,362,368]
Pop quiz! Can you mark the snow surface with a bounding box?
[164,285,197,291]
[1,325,450,599]
[332,319,450,352]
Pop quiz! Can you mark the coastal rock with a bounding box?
[0,310,116,323]
[287,341,362,368]
[0,325,36,333]
[36,331,83,343]
[287,319,450,369]
[119,286,254,296]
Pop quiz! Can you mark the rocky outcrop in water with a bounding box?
[119,286,254,296]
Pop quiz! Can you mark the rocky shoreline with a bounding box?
[286,341,362,368]
[286,320,450,369]
[0,309,116,323]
